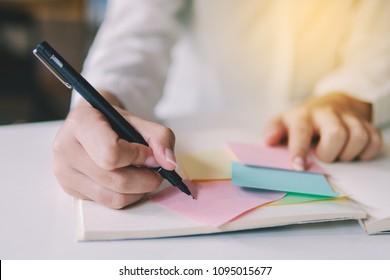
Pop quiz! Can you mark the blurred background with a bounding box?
[0,0,106,125]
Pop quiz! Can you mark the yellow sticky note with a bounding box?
[178,149,233,180]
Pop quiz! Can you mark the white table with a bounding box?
[1,116,390,260]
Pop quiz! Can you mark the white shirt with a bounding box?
[72,0,390,127]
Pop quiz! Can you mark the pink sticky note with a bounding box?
[227,142,326,174]
[149,180,285,227]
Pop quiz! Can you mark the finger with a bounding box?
[69,107,158,170]
[338,114,369,161]
[88,166,163,195]
[312,108,348,162]
[359,122,383,160]
[284,110,313,171]
[262,117,287,146]
[129,115,178,171]
[56,138,162,194]
[61,183,90,200]
[55,163,145,209]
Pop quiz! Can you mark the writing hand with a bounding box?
[53,91,177,209]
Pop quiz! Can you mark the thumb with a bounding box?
[128,116,177,171]
[148,136,178,171]
[262,117,287,146]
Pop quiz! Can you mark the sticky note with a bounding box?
[227,142,326,174]
[232,162,338,197]
[149,180,285,227]
[269,193,334,205]
[178,149,233,180]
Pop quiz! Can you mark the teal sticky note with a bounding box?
[232,162,339,197]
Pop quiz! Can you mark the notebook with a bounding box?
[74,128,389,240]
[75,194,364,240]
[319,153,390,235]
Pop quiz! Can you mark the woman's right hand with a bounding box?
[53,92,178,209]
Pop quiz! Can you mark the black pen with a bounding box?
[33,41,193,198]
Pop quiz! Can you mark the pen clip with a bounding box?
[33,49,73,89]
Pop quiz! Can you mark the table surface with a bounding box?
[1,114,390,260]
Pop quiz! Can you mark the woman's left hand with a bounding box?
[263,93,383,171]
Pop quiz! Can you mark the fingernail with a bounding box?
[292,157,305,171]
[145,155,158,167]
[165,148,178,169]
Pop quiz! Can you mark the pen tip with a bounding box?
[176,180,194,198]
[191,195,196,200]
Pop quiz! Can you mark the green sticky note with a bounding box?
[269,193,333,205]
[232,162,339,197]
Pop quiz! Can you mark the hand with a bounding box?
[53,91,177,209]
[263,93,383,170]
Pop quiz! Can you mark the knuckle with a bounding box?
[316,152,334,163]
[61,185,85,200]
[133,170,163,193]
[52,112,83,154]
[52,136,62,154]
[108,169,163,194]
[339,153,353,162]
[108,193,130,209]
[108,173,131,193]
[294,124,311,137]
[327,125,347,141]
[370,130,383,149]
[52,163,83,198]
[65,109,84,129]
[96,139,121,170]
[134,170,163,192]
[351,128,369,147]
[128,145,147,163]
[52,129,69,155]
[148,173,164,191]
[157,126,175,141]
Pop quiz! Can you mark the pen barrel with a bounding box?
[156,167,191,195]
[75,80,191,194]
[156,167,180,184]
[34,41,191,197]
[74,80,148,146]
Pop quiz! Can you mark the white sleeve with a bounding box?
[71,0,185,120]
[314,0,390,128]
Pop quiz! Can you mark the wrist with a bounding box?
[337,93,372,121]
[310,92,372,121]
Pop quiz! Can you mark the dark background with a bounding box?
[0,0,106,125]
